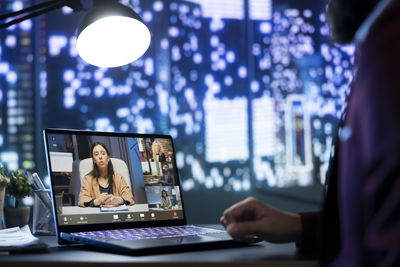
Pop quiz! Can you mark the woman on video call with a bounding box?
[160,189,171,209]
[152,141,166,162]
[78,142,135,207]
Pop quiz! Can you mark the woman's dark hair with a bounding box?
[90,142,114,188]
[326,0,380,44]
[161,189,168,198]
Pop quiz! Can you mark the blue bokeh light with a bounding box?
[0,0,354,193]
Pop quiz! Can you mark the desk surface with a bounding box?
[0,225,318,267]
[61,204,149,215]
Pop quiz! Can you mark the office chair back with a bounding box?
[79,158,132,189]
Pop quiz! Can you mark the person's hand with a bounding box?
[94,193,109,206]
[220,197,302,243]
[103,195,124,206]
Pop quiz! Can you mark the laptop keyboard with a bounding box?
[72,225,226,242]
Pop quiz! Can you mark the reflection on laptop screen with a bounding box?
[46,132,184,226]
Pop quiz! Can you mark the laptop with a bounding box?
[43,128,239,254]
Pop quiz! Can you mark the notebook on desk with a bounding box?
[43,128,238,254]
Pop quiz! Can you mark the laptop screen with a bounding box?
[44,129,185,227]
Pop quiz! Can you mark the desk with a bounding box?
[150,207,182,211]
[144,176,162,186]
[61,204,149,215]
[0,225,318,267]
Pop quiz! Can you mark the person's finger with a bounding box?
[220,215,227,228]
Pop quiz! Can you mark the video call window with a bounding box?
[139,138,178,187]
[145,186,182,211]
[47,134,183,224]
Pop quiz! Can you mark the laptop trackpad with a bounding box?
[108,235,220,249]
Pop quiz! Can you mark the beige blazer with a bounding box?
[78,173,135,207]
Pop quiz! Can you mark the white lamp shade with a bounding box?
[76,15,151,68]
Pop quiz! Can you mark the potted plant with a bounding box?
[0,165,10,229]
[4,169,33,228]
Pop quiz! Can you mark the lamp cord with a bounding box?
[0,0,84,30]
[0,0,62,21]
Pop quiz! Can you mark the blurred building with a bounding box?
[0,0,353,195]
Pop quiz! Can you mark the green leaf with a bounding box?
[6,168,32,199]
